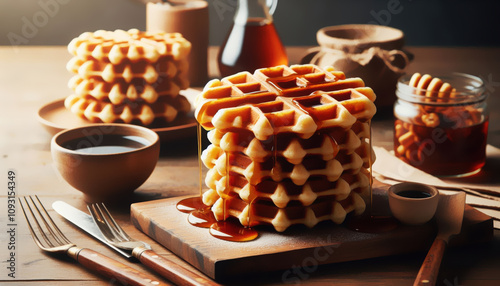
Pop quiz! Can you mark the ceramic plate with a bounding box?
[37,89,201,142]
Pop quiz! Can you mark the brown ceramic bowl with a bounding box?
[51,124,160,202]
[388,182,439,225]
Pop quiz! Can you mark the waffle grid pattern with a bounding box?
[64,29,191,126]
[195,64,377,232]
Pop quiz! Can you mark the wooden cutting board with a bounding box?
[131,188,493,282]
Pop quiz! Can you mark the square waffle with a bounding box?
[211,191,367,232]
[195,64,376,232]
[65,29,191,126]
[195,66,372,140]
[64,93,190,126]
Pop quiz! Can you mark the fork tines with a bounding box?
[88,203,130,242]
[19,195,73,250]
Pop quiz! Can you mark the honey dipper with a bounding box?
[409,73,456,101]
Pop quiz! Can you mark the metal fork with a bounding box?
[19,196,170,286]
[88,203,219,286]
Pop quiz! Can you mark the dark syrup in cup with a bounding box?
[397,190,432,199]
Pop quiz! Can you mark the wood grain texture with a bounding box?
[76,248,172,286]
[138,249,219,286]
[131,191,493,282]
[1,46,500,285]
[414,239,446,286]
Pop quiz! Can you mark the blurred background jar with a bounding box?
[393,73,488,177]
[146,0,209,86]
[302,24,411,112]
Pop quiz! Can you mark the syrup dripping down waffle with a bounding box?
[195,64,376,232]
[209,191,367,232]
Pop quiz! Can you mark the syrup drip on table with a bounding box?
[188,207,217,228]
[176,124,217,228]
[210,218,258,242]
[176,196,207,214]
[216,149,259,241]
[176,197,217,228]
[176,123,258,241]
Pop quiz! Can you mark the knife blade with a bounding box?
[52,201,132,259]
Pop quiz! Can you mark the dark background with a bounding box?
[1,0,499,47]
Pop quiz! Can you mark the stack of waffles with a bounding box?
[65,29,192,126]
[195,64,377,232]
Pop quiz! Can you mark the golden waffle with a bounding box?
[195,64,376,232]
[202,146,358,186]
[341,169,371,195]
[68,29,191,64]
[206,129,340,164]
[201,143,371,206]
[211,88,375,140]
[65,29,192,126]
[208,191,366,232]
[68,75,184,105]
[195,65,375,139]
[203,167,356,207]
[66,56,189,85]
[205,125,372,170]
[64,93,190,126]
[200,163,371,232]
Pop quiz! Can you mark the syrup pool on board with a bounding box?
[176,123,259,242]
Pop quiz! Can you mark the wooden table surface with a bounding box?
[1,46,500,285]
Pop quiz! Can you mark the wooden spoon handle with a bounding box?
[414,238,447,286]
[137,248,219,286]
[70,247,171,286]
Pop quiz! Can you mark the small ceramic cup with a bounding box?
[51,124,160,202]
[388,182,439,225]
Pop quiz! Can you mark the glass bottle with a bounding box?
[217,0,288,77]
[393,73,488,177]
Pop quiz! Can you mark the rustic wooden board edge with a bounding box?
[131,201,218,279]
[211,226,436,281]
[131,196,494,282]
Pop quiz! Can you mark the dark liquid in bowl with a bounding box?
[397,190,432,199]
[64,135,148,154]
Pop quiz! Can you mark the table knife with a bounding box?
[52,201,132,259]
[54,201,219,286]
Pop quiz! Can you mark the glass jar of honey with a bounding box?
[393,73,488,177]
